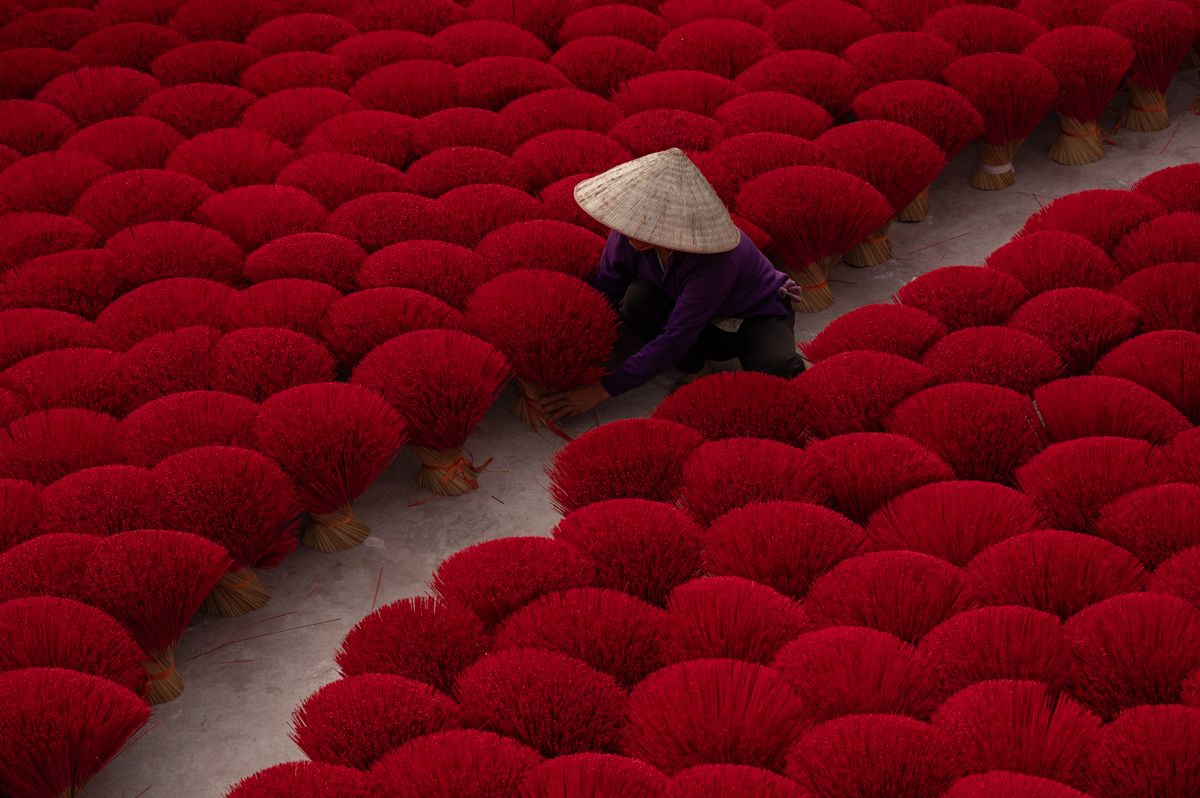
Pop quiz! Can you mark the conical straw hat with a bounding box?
[574,148,742,254]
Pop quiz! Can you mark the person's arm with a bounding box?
[600,255,736,396]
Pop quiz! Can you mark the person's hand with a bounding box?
[540,383,610,421]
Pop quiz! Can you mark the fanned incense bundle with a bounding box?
[326,31,443,83]
[793,350,934,437]
[735,50,860,119]
[1016,188,1166,254]
[500,89,622,141]
[652,370,809,447]
[352,330,510,497]
[968,530,1147,622]
[467,271,618,432]
[868,480,1044,566]
[552,499,704,607]
[1083,704,1200,798]
[414,108,519,157]
[154,446,301,616]
[1101,0,1198,132]
[85,529,231,702]
[1024,27,1135,164]
[1095,331,1200,424]
[431,20,551,66]
[224,280,342,339]
[135,83,257,139]
[255,383,406,552]
[0,308,101,372]
[613,70,745,117]
[984,231,1121,295]
[930,679,1100,785]
[843,32,960,89]
[0,596,146,697]
[39,465,161,537]
[0,668,150,798]
[655,18,780,80]
[0,408,121,485]
[804,120,944,265]
[786,714,961,798]
[549,36,663,99]
[801,303,947,363]
[558,5,669,48]
[924,5,1046,54]
[764,0,882,55]
[1035,375,1190,445]
[1003,287,1140,375]
[736,166,893,311]
[456,648,627,757]
[149,40,263,87]
[319,287,469,369]
[522,754,669,798]
[0,250,119,320]
[663,576,809,665]
[1132,163,1200,213]
[714,91,833,139]
[72,168,212,240]
[244,13,359,55]
[61,116,184,172]
[895,266,1028,331]
[918,606,1072,697]
[336,596,489,695]
[943,53,1057,190]
[805,550,972,643]
[104,221,246,291]
[850,81,983,221]
[883,382,1046,484]
[431,536,595,629]
[117,390,258,468]
[621,658,809,774]
[242,231,366,295]
[291,674,462,770]
[773,627,939,721]
[1014,437,1172,533]
[546,419,705,515]
[0,150,112,216]
[300,110,416,171]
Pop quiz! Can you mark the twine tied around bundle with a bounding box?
[410,445,500,503]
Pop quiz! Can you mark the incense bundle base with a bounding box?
[897,188,930,223]
[201,566,272,617]
[780,254,837,313]
[143,644,183,704]
[970,139,1020,191]
[512,376,553,428]
[303,501,370,553]
[1122,81,1170,132]
[1050,112,1105,166]
[844,221,892,267]
[413,445,479,497]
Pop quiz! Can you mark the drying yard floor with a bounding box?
[88,74,1200,798]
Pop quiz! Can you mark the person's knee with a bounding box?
[741,342,804,380]
[618,280,661,321]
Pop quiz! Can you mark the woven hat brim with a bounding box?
[573,148,742,254]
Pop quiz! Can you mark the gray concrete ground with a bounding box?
[88,72,1200,798]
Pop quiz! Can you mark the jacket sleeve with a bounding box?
[589,231,634,312]
[601,254,736,396]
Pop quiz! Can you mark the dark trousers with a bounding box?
[620,280,805,378]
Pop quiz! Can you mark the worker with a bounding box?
[540,148,806,422]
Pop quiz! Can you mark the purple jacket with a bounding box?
[591,230,789,396]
